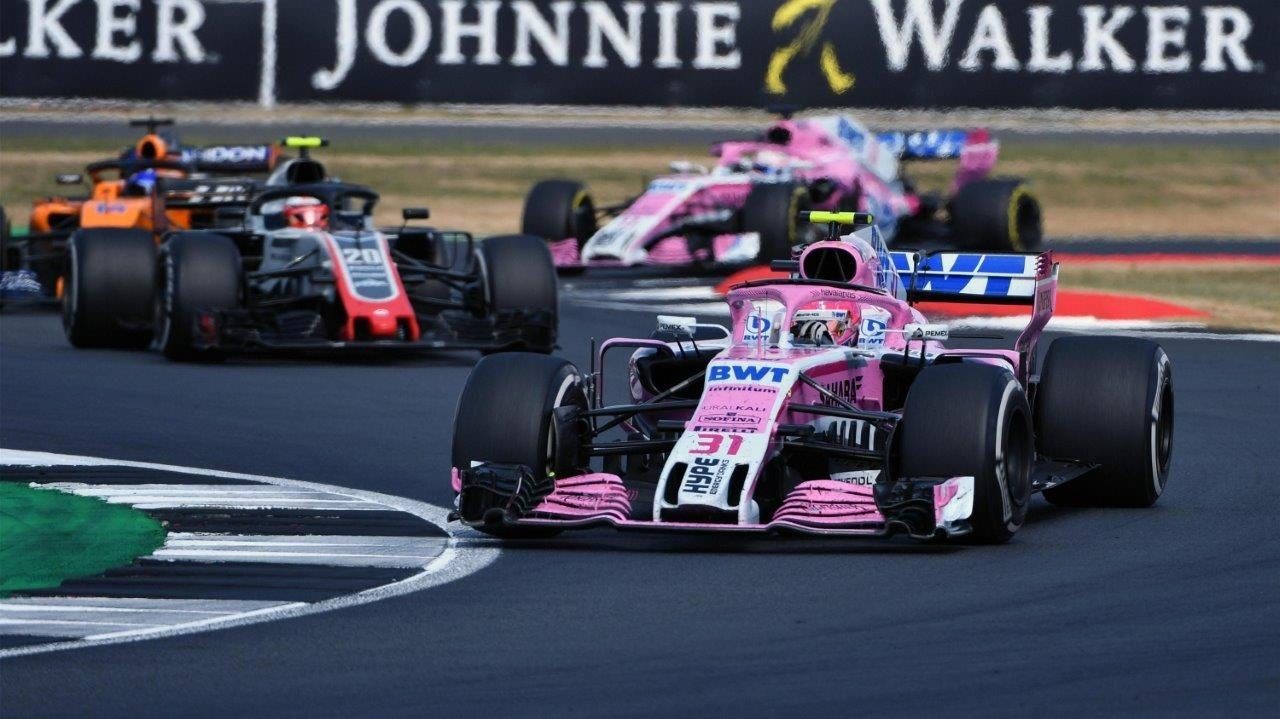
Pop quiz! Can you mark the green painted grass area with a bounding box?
[0,482,167,597]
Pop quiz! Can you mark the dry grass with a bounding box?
[3,139,1278,239]
[905,144,1280,238]
[1059,263,1280,331]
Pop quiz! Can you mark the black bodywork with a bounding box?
[182,183,554,354]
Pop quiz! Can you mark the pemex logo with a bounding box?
[766,0,856,96]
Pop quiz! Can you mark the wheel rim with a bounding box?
[544,372,583,479]
[1155,381,1174,475]
[62,242,78,333]
[1004,408,1033,509]
[1012,193,1042,250]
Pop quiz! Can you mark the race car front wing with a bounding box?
[454,461,978,540]
[192,307,555,354]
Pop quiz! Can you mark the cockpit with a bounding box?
[252,185,378,233]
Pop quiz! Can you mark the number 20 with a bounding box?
[342,248,381,264]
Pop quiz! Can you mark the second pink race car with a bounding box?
[521,109,1042,271]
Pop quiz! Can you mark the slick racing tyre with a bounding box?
[949,178,1042,252]
[476,234,558,353]
[0,205,9,310]
[742,182,809,263]
[452,353,588,537]
[156,233,241,361]
[62,229,155,349]
[522,180,597,246]
[0,205,10,270]
[898,363,1034,544]
[1037,337,1173,507]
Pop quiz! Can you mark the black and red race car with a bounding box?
[63,140,557,360]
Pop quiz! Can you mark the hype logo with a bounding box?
[766,0,856,96]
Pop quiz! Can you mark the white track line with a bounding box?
[0,448,498,659]
[36,482,384,510]
[148,534,448,568]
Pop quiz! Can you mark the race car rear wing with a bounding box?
[877,130,983,160]
[160,178,259,210]
[891,250,1058,380]
[889,251,1053,306]
[173,144,279,173]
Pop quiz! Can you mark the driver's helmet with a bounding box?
[751,149,792,178]
[125,168,158,195]
[791,301,861,346]
[283,196,329,230]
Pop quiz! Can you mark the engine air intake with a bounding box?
[800,244,860,283]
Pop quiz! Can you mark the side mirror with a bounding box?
[55,173,84,186]
[402,207,430,221]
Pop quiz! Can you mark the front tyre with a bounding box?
[475,234,558,353]
[451,353,588,537]
[1037,337,1173,507]
[898,363,1035,544]
[155,233,241,361]
[521,179,597,246]
[742,182,808,263]
[63,229,155,348]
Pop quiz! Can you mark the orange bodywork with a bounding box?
[26,133,203,299]
[28,133,197,240]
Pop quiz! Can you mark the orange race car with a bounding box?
[0,118,279,305]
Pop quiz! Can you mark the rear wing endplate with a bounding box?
[892,250,1058,382]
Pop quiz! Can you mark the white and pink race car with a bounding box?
[450,212,1171,544]
[521,111,1042,270]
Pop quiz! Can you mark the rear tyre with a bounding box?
[521,180,597,245]
[62,229,155,348]
[452,353,588,537]
[898,363,1034,544]
[742,182,808,263]
[0,205,10,270]
[1037,337,1173,507]
[0,205,9,310]
[476,234,557,353]
[155,233,241,362]
[949,178,1042,252]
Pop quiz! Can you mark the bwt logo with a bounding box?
[766,0,1260,96]
[708,364,789,383]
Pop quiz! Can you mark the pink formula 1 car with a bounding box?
[521,110,1042,270]
[450,212,1172,544]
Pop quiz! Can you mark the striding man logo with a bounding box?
[766,0,857,96]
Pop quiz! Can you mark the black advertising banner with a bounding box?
[0,0,265,101]
[2,0,1276,110]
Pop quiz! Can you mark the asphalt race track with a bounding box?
[2,296,1279,716]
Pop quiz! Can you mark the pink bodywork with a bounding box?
[521,476,968,537]
[464,247,1056,537]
